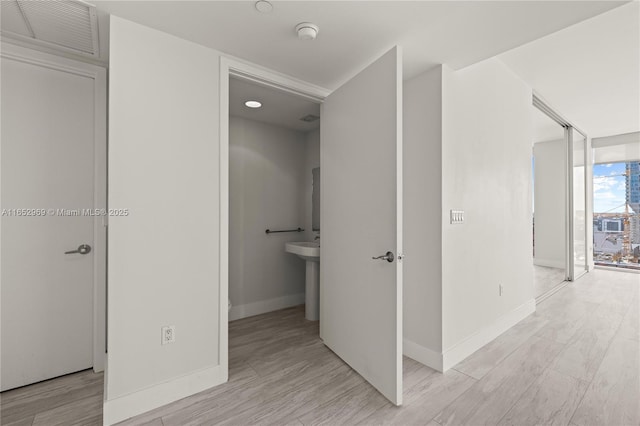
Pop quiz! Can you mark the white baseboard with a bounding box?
[403,339,443,372]
[229,293,305,321]
[103,364,226,425]
[442,299,536,371]
[533,258,565,269]
[93,351,106,373]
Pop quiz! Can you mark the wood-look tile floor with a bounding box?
[2,268,638,426]
[534,265,566,298]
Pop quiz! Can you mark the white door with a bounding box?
[320,46,403,405]
[1,56,95,391]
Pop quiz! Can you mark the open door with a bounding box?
[320,46,403,405]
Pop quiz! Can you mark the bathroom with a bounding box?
[228,76,321,325]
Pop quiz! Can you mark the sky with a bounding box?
[593,162,626,213]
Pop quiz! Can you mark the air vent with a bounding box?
[300,114,320,123]
[0,0,99,57]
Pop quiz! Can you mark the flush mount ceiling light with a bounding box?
[295,22,319,41]
[255,1,273,13]
[244,100,262,108]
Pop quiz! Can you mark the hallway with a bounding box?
[2,269,637,426]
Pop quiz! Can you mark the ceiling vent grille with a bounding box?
[1,0,99,57]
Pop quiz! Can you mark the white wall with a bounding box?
[106,16,223,424]
[228,116,308,320]
[533,139,567,269]
[302,129,320,243]
[441,59,535,363]
[401,59,535,371]
[403,67,444,369]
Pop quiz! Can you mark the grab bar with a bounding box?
[265,227,304,234]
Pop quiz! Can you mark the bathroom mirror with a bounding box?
[312,167,320,231]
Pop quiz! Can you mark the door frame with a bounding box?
[218,56,330,378]
[0,42,107,372]
[566,127,589,281]
[532,93,591,282]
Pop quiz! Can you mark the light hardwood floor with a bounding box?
[1,268,638,426]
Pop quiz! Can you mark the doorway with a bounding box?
[227,75,321,321]
[0,44,107,391]
[225,71,324,402]
[220,47,404,406]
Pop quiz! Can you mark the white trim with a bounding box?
[103,365,225,426]
[403,339,443,372]
[394,45,404,406]
[223,56,329,102]
[533,258,566,270]
[219,55,329,387]
[441,299,536,371]
[218,56,230,387]
[92,62,107,374]
[0,42,107,373]
[566,127,573,280]
[229,293,306,321]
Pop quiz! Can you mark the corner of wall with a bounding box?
[441,298,536,371]
[403,338,443,372]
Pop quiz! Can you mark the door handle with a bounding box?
[372,251,394,263]
[65,244,92,255]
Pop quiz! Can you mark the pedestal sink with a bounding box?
[285,242,320,321]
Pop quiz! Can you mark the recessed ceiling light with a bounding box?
[255,1,273,13]
[245,100,262,108]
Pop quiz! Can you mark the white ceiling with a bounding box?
[230,77,320,132]
[92,1,625,90]
[500,1,639,139]
[6,1,632,139]
[532,105,565,145]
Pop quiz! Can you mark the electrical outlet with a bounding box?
[499,284,503,296]
[161,326,176,345]
[450,210,465,224]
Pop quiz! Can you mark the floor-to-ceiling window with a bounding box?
[593,160,640,270]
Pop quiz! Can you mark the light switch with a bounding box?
[450,209,465,224]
